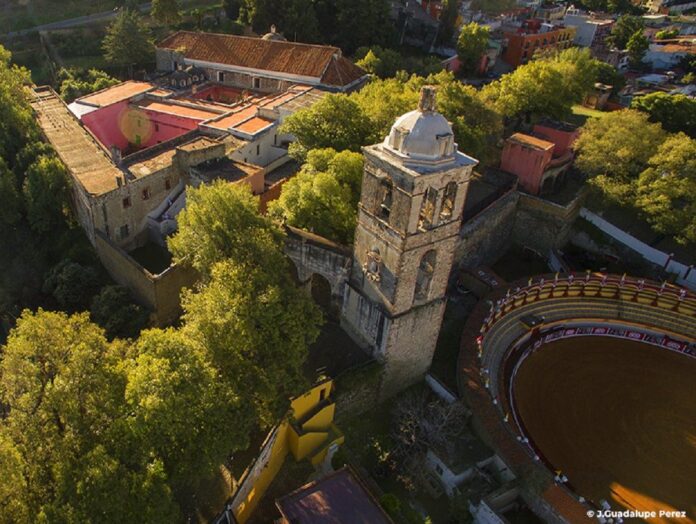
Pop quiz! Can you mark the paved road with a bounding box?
[2,2,152,38]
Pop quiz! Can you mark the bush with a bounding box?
[331,446,348,470]
[42,259,101,311]
[90,285,149,340]
[379,493,401,516]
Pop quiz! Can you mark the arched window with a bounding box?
[414,250,436,302]
[418,187,437,231]
[439,182,457,221]
[378,179,393,221]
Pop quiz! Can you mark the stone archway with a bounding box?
[310,273,333,314]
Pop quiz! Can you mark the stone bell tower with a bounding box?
[341,86,478,397]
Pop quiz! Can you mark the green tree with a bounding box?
[626,29,648,68]
[151,0,182,25]
[223,0,242,20]
[655,28,678,40]
[637,133,696,244]
[22,155,68,234]
[182,258,321,425]
[456,22,490,76]
[125,328,246,490]
[269,149,363,244]
[438,0,461,45]
[332,0,395,53]
[280,94,375,160]
[0,46,34,164]
[350,76,420,139]
[169,181,322,423]
[91,285,149,339]
[102,9,155,73]
[595,61,625,94]
[482,48,598,121]
[42,259,102,311]
[0,431,29,524]
[58,68,120,103]
[168,181,286,278]
[631,92,696,137]
[0,157,21,230]
[283,0,321,42]
[575,109,666,204]
[0,309,180,522]
[427,71,503,164]
[607,15,644,50]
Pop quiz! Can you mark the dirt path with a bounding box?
[513,337,696,523]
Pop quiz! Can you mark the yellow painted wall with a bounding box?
[231,379,340,523]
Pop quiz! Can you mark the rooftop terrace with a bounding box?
[30,86,122,196]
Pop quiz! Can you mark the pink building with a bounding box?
[500,121,578,195]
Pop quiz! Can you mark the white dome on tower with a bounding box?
[383,86,456,164]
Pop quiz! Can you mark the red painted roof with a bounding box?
[157,31,366,87]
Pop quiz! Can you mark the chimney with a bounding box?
[418,85,437,112]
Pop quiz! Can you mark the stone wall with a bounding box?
[333,360,384,419]
[512,191,585,254]
[455,189,519,269]
[95,231,197,325]
[284,226,352,300]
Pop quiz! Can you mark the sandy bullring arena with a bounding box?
[513,336,696,522]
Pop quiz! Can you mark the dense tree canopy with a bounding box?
[482,48,598,121]
[125,328,244,490]
[575,109,666,204]
[626,29,649,68]
[637,134,696,244]
[355,46,442,78]
[607,15,644,50]
[456,23,490,76]
[0,310,181,523]
[269,149,363,244]
[57,68,120,103]
[631,92,696,137]
[170,181,322,424]
[151,0,182,25]
[102,9,155,71]
[281,94,375,160]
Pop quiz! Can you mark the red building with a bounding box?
[500,121,579,195]
[502,22,576,66]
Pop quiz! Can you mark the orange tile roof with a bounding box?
[205,105,258,130]
[137,100,221,120]
[78,81,155,107]
[157,31,365,87]
[235,116,273,133]
[508,133,555,151]
[321,55,367,87]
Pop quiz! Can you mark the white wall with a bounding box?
[579,208,696,290]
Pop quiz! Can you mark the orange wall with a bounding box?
[500,141,552,194]
[503,27,576,66]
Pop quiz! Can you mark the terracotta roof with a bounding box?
[77,81,155,107]
[321,55,368,88]
[157,31,366,87]
[235,116,273,133]
[508,133,555,151]
[137,99,222,121]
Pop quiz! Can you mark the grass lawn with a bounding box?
[567,104,609,126]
